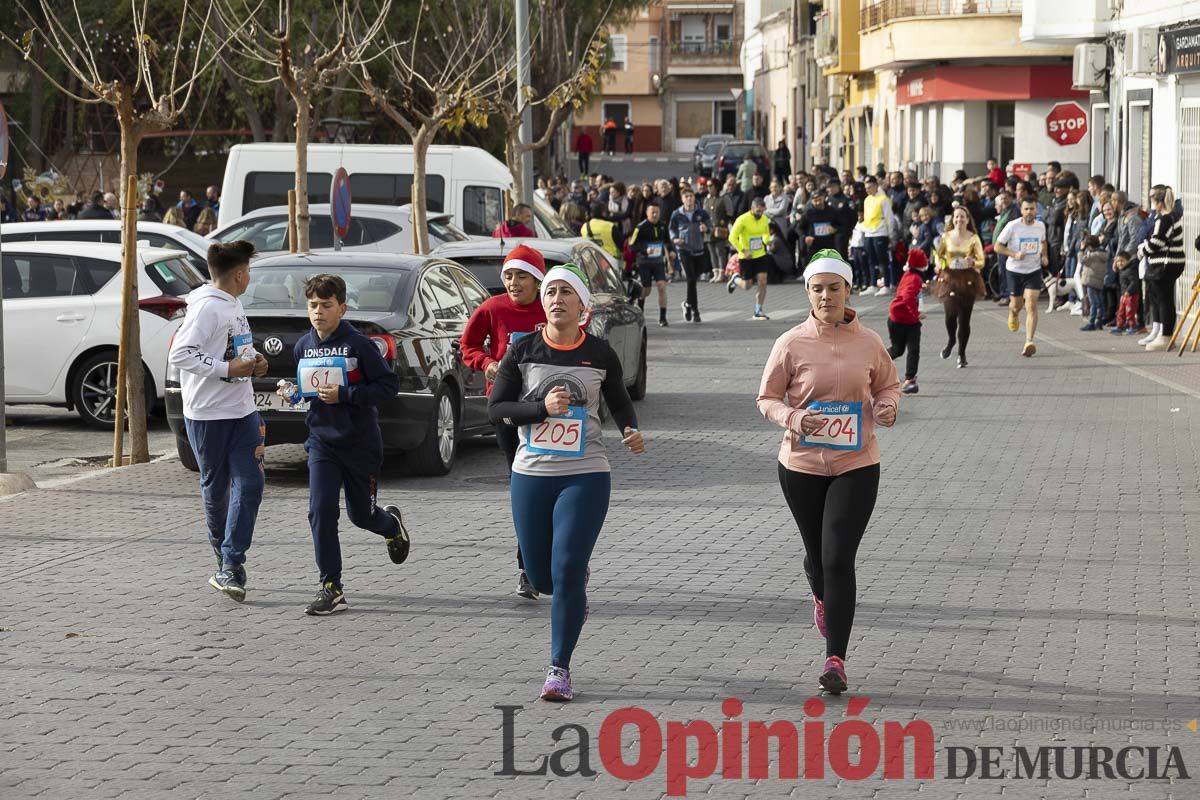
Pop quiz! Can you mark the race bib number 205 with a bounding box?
[526,406,587,457]
[800,401,862,451]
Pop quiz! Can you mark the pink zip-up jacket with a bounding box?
[757,308,900,476]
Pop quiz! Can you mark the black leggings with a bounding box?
[943,294,974,357]
[498,423,525,570]
[1147,276,1178,335]
[679,251,705,313]
[778,462,880,659]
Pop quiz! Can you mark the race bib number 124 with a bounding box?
[799,401,862,451]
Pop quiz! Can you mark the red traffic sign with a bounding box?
[0,99,9,181]
[1011,162,1033,180]
[1046,102,1088,146]
[330,167,352,238]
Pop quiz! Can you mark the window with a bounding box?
[461,185,504,236]
[610,35,627,71]
[349,173,445,212]
[649,36,659,74]
[244,266,413,312]
[1,255,81,298]
[75,257,121,291]
[447,265,490,311]
[451,256,505,293]
[715,14,733,42]
[144,257,205,297]
[244,172,333,212]
[576,248,615,296]
[420,265,469,322]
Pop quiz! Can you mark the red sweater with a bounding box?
[888,270,923,325]
[460,293,547,392]
[492,221,536,238]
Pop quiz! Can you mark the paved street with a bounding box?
[573,152,694,185]
[2,280,1199,800]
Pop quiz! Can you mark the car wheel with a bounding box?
[408,384,459,476]
[629,336,647,401]
[176,434,199,472]
[70,351,154,431]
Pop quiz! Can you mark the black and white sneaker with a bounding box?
[383,505,410,564]
[209,569,246,602]
[726,273,739,293]
[658,317,669,328]
[752,311,770,321]
[516,571,538,599]
[681,300,692,322]
[692,313,702,324]
[305,582,347,616]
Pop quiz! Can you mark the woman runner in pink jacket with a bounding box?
[757,249,900,694]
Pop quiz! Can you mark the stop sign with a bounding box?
[1046,102,1088,146]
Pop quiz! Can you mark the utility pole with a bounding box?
[515,0,535,205]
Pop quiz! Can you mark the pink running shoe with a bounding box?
[813,597,827,638]
[540,666,573,702]
[819,656,847,695]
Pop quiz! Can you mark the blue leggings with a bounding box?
[510,471,611,669]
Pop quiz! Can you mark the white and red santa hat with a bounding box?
[502,244,546,281]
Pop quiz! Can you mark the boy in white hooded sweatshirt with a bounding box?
[168,241,268,601]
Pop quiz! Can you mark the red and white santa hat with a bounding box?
[502,244,546,281]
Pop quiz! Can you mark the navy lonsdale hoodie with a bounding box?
[293,320,400,449]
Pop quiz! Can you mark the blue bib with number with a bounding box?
[526,405,587,457]
[297,356,348,399]
[508,331,530,344]
[799,401,863,451]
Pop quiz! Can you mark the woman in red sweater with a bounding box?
[460,243,548,598]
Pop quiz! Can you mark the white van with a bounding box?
[217,143,573,240]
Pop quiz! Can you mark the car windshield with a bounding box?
[532,194,574,238]
[173,228,215,251]
[145,256,205,296]
[428,216,468,243]
[453,254,567,291]
[242,265,412,312]
[704,141,725,155]
[723,145,760,158]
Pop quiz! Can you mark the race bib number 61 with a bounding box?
[800,401,862,451]
[526,405,587,457]
[297,356,348,399]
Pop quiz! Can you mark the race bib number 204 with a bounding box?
[799,401,862,451]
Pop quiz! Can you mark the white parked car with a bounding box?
[2,242,206,428]
[209,203,472,254]
[0,219,213,278]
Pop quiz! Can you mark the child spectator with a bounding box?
[1077,235,1108,331]
[887,248,928,394]
[850,207,869,292]
[1111,250,1141,335]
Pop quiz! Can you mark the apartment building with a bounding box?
[1023,0,1200,304]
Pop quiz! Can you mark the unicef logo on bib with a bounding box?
[296,356,348,399]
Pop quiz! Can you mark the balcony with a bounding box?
[815,11,838,65]
[856,0,1070,70]
[670,39,737,58]
[860,0,1022,31]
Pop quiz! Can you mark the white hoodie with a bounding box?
[168,285,257,421]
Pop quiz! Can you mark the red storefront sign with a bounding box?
[1045,102,1088,146]
[897,65,1087,105]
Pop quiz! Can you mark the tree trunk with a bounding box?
[116,107,149,465]
[294,93,311,251]
[505,133,524,211]
[411,126,437,255]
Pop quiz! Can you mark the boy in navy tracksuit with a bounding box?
[284,274,410,615]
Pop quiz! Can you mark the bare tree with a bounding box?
[214,0,391,251]
[490,24,610,203]
[3,0,227,465]
[352,0,511,254]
